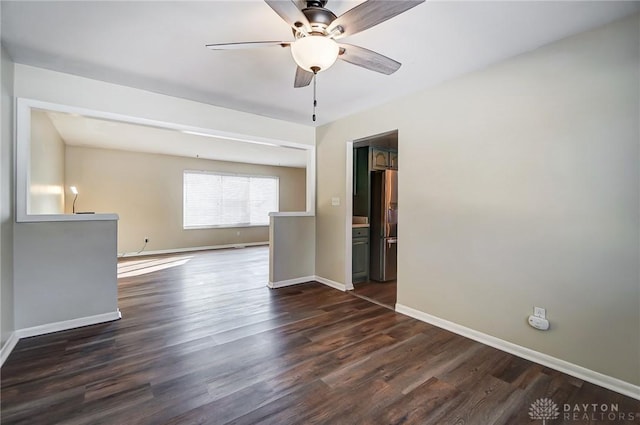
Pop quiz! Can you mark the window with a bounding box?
[183,171,279,228]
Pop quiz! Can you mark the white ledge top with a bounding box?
[269,211,315,217]
[17,213,120,223]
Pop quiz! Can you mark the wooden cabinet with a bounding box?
[356,146,397,218]
[370,148,389,170]
[389,150,398,170]
[352,227,369,283]
[370,147,398,170]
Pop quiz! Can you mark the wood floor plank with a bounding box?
[375,377,461,425]
[1,246,638,425]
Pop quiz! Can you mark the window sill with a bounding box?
[269,211,315,217]
[184,224,269,230]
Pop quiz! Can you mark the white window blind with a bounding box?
[183,171,279,228]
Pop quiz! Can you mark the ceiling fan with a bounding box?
[206,0,425,121]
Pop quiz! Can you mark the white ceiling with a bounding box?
[44,110,309,168]
[3,1,638,127]
[3,1,638,167]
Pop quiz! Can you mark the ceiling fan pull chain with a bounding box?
[312,70,317,122]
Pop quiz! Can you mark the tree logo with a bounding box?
[529,398,560,424]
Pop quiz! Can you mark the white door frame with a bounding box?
[344,141,354,290]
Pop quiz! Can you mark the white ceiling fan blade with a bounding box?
[264,0,311,33]
[338,43,401,75]
[328,0,425,39]
[206,41,291,50]
[294,66,314,88]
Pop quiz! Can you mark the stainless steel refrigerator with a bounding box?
[370,169,397,281]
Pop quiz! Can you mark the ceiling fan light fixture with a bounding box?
[290,35,339,73]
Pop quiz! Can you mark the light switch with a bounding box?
[331,197,340,206]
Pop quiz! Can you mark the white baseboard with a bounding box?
[268,275,348,292]
[15,310,122,339]
[267,275,347,292]
[395,303,640,401]
[268,276,315,289]
[314,276,347,292]
[0,332,19,367]
[119,242,269,258]
[1,310,122,368]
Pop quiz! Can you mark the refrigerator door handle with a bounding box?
[386,238,398,245]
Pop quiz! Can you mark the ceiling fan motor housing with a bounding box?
[301,5,337,35]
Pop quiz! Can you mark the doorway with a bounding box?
[348,130,398,310]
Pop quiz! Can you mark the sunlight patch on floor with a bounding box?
[118,255,193,278]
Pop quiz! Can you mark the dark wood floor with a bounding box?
[2,247,638,424]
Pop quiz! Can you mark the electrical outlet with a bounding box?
[528,315,550,331]
[533,307,546,319]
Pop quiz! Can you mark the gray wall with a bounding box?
[1,44,15,347]
[315,15,639,385]
[269,215,315,284]
[13,220,118,329]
